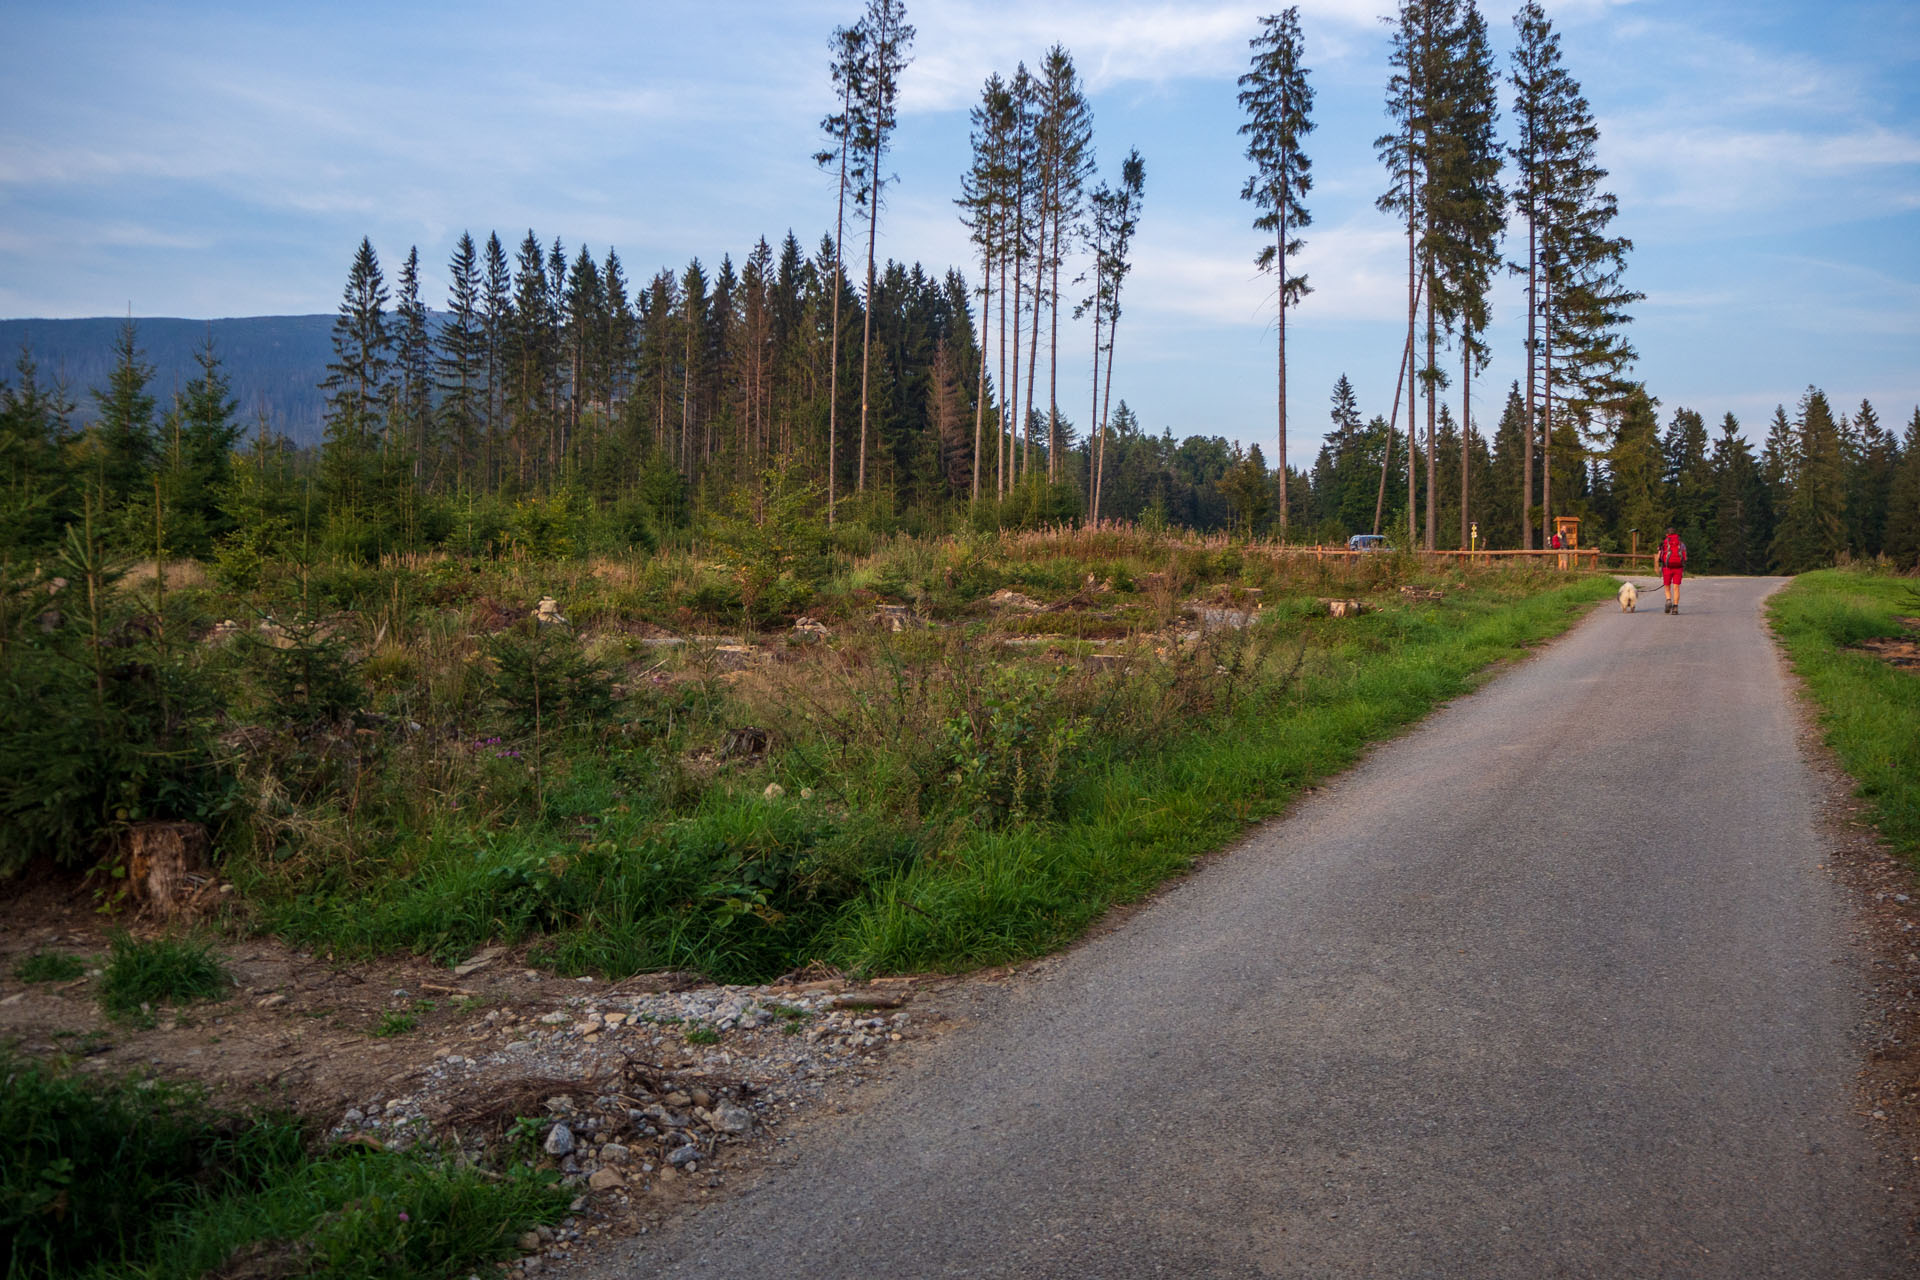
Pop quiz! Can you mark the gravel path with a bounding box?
[588,576,1913,1278]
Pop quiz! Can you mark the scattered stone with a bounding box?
[518,1232,542,1252]
[600,1142,631,1163]
[763,783,785,800]
[256,993,288,1009]
[667,1143,702,1167]
[544,1123,575,1157]
[588,1167,626,1191]
[792,616,831,639]
[707,1102,754,1135]
[987,589,1043,612]
[454,947,505,977]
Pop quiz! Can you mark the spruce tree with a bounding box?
[0,345,76,552]
[1770,388,1847,572]
[817,20,868,518]
[1848,398,1894,558]
[1034,45,1094,484]
[1084,151,1144,526]
[852,0,914,495]
[1884,408,1920,568]
[1710,413,1765,574]
[90,318,158,520]
[1433,1,1502,551]
[1240,7,1314,538]
[438,231,486,488]
[395,246,434,481]
[319,239,392,521]
[1662,407,1712,562]
[480,232,514,486]
[1606,387,1664,552]
[510,231,553,485]
[1377,0,1454,548]
[161,334,240,556]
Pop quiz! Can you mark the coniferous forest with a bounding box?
[3,0,1917,571]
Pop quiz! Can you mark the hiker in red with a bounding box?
[1657,526,1687,614]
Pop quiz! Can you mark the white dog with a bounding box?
[1618,581,1638,613]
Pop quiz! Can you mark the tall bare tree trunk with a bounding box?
[1406,137,1418,549]
[972,265,989,502]
[1024,197,1046,483]
[1372,297,1417,536]
[1048,228,1062,484]
[998,245,1009,498]
[827,94,850,523]
[1088,246,1104,522]
[1277,206,1289,539]
[1523,218,1536,550]
[1460,332,1471,550]
[1541,271,1553,550]
[858,159,880,494]
[1009,219,1024,490]
[1424,267,1437,551]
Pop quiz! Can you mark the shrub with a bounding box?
[0,1054,303,1277]
[0,534,236,877]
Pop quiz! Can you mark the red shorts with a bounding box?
[1662,566,1683,587]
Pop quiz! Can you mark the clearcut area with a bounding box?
[589,576,1914,1279]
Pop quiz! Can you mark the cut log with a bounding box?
[123,821,211,919]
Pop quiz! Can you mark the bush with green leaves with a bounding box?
[1,1054,303,1277]
[0,536,235,877]
[1,1054,567,1280]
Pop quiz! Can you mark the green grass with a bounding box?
[11,952,85,984]
[241,564,1616,984]
[96,933,229,1023]
[1769,569,1920,861]
[371,1011,418,1038]
[1,1054,566,1280]
[832,574,1617,971]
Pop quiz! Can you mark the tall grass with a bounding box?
[833,575,1614,971]
[253,569,1611,981]
[1769,570,1920,860]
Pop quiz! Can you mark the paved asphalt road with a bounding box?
[596,576,1912,1278]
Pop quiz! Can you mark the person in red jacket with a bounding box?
[1657,526,1687,614]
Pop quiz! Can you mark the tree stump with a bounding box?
[123,821,211,919]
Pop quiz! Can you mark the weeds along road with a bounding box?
[594,576,1912,1279]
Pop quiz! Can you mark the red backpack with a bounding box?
[1661,535,1687,568]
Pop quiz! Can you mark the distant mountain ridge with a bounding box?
[0,315,337,445]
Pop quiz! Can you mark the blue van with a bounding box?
[1346,534,1389,552]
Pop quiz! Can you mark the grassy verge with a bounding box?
[0,1054,566,1280]
[254,568,1612,980]
[836,574,1616,971]
[1768,569,1920,863]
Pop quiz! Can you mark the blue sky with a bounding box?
[3,0,1916,469]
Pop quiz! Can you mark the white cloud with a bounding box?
[901,1,1392,112]
[1605,118,1920,219]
